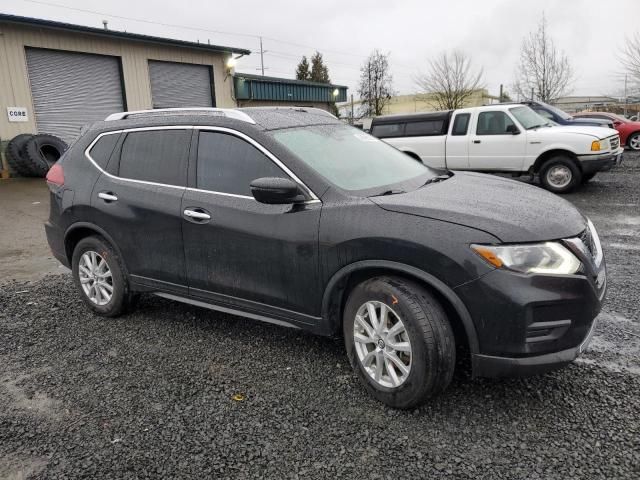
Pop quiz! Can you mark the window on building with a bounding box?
[197,131,287,196]
[118,130,190,186]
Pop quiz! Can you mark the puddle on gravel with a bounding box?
[0,369,63,420]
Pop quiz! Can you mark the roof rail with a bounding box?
[105,107,256,124]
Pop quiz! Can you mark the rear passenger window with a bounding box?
[118,130,190,186]
[405,120,444,136]
[89,133,120,169]
[371,123,404,138]
[451,114,470,136]
[197,131,287,196]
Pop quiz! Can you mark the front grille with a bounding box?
[610,136,620,150]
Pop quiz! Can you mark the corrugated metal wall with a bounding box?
[234,76,348,103]
[0,22,234,142]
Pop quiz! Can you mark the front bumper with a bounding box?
[455,245,605,378]
[577,148,624,174]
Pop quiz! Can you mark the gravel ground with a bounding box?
[1,154,639,479]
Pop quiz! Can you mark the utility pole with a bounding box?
[624,74,628,117]
[350,94,354,125]
[499,84,503,103]
[259,36,265,76]
[531,87,534,101]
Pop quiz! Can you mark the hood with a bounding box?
[539,125,619,139]
[569,117,611,127]
[370,172,586,243]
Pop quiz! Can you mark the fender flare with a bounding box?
[64,221,126,264]
[321,260,479,354]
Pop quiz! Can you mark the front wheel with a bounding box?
[539,156,582,194]
[627,132,640,150]
[343,277,456,409]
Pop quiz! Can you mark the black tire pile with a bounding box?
[5,133,68,177]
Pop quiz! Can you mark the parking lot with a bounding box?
[1,155,639,479]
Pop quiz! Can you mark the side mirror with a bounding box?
[506,124,520,135]
[250,177,305,204]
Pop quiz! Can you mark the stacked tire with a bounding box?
[5,133,68,177]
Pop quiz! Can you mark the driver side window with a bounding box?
[476,111,516,135]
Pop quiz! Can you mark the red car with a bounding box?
[573,112,640,150]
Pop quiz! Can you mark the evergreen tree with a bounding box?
[295,56,311,81]
[310,51,330,83]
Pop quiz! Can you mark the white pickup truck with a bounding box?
[370,104,623,193]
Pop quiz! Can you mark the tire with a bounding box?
[21,134,68,177]
[539,156,582,194]
[627,132,640,151]
[71,236,136,317]
[582,172,597,183]
[343,276,456,409]
[5,134,35,177]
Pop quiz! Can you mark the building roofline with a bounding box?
[233,72,347,89]
[0,13,251,55]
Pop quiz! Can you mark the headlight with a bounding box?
[591,139,608,151]
[471,242,581,275]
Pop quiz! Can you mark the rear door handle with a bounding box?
[98,192,118,202]
[473,140,481,144]
[183,208,211,222]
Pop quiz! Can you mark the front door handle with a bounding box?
[98,192,118,202]
[183,208,211,221]
[473,140,481,144]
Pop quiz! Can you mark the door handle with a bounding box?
[473,140,481,144]
[183,208,211,221]
[98,192,118,202]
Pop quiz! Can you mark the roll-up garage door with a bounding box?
[149,60,214,109]
[26,48,125,143]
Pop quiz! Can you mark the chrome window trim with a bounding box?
[84,125,322,203]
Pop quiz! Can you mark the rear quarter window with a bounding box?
[88,133,121,169]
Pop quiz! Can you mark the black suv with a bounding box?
[45,107,606,408]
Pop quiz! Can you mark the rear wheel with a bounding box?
[71,236,136,317]
[539,156,582,194]
[343,276,456,409]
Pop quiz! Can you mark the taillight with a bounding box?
[46,163,64,186]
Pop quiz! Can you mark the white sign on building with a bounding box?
[7,107,28,122]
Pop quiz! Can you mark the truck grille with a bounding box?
[610,136,620,150]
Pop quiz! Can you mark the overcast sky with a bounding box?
[2,0,639,100]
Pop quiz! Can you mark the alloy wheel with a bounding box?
[353,301,412,388]
[629,134,640,150]
[78,251,113,306]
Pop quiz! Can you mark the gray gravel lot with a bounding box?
[1,154,639,479]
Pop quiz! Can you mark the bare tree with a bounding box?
[620,34,640,87]
[514,15,573,102]
[358,50,393,117]
[414,50,484,110]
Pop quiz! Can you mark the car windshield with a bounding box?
[538,101,572,120]
[509,106,551,129]
[608,113,629,123]
[270,124,436,193]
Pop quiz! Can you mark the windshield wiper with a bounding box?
[422,174,452,187]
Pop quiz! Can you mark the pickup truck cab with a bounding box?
[371,105,623,193]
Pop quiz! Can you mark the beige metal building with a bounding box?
[0,13,250,146]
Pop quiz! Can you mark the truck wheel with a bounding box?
[5,134,35,177]
[627,132,640,150]
[343,276,456,409]
[539,156,582,194]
